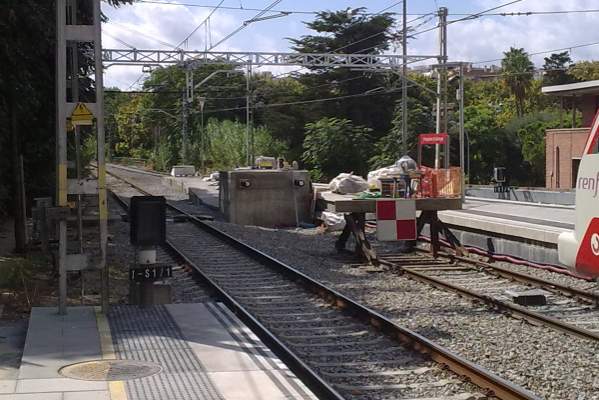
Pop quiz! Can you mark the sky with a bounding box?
[102,0,599,89]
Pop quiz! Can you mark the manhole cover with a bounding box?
[59,359,162,381]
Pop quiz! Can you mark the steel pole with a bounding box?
[181,91,188,164]
[401,0,408,155]
[200,107,205,173]
[56,0,68,315]
[435,7,447,169]
[459,63,465,198]
[94,0,109,314]
[246,64,252,166]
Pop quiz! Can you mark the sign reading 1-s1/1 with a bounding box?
[129,265,173,282]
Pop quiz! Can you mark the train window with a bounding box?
[589,134,599,155]
[585,119,599,155]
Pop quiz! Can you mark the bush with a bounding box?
[203,119,288,171]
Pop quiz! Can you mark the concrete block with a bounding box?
[170,165,195,177]
[505,289,549,306]
[220,170,312,228]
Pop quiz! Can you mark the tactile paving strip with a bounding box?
[108,305,224,400]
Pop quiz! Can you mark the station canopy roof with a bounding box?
[542,80,599,96]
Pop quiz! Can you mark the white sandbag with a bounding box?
[329,173,368,194]
[367,165,402,187]
[321,211,346,231]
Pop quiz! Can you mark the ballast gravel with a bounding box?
[208,222,599,400]
[105,166,599,399]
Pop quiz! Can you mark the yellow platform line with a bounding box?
[95,307,128,400]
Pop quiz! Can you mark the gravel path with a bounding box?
[106,164,599,400]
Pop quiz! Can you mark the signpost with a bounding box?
[70,103,94,126]
[129,196,171,306]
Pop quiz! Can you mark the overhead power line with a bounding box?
[454,9,599,17]
[133,1,599,19]
[270,3,424,80]
[134,0,425,15]
[203,85,414,114]
[103,31,137,49]
[105,21,178,48]
[175,0,225,49]
[209,0,285,50]
[408,0,524,39]
[472,40,599,65]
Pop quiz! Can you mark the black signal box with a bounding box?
[130,196,166,246]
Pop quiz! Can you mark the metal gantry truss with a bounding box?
[102,48,438,69]
[103,48,441,165]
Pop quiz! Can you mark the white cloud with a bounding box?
[102,0,599,88]
[406,0,599,67]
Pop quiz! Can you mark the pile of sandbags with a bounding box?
[328,173,368,194]
[320,211,346,231]
[367,165,401,188]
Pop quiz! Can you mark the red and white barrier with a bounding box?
[376,199,416,241]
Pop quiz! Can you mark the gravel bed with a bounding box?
[468,252,599,293]
[209,220,599,399]
[104,165,599,399]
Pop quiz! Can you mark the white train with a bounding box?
[558,110,599,278]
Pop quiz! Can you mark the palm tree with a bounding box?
[501,47,534,117]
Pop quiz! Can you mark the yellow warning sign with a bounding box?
[71,102,94,126]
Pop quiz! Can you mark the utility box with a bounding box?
[220,170,312,228]
[130,196,166,246]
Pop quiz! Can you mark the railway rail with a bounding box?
[378,251,599,342]
[107,167,539,400]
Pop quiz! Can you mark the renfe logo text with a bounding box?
[577,172,599,198]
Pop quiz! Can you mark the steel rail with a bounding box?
[106,169,541,400]
[107,189,345,400]
[378,256,599,342]
[449,253,599,304]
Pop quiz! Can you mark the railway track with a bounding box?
[377,251,599,342]
[107,167,539,400]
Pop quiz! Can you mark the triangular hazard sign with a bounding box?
[71,102,94,125]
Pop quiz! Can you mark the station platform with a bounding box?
[1,304,315,400]
[443,197,574,245]
[168,177,219,211]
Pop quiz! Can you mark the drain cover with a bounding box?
[59,359,162,381]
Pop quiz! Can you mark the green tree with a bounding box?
[568,61,599,81]
[252,73,310,162]
[290,8,396,138]
[504,111,570,186]
[462,104,527,185]
[370,75,436,168]
[542,52,575,86]
[302,117,372,181]
[501,47,534,117]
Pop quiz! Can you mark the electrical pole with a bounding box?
[198,97,206,173]
[435,7,448,169]
[246,63,252,166]
[401,0,408,155]
[458,63,465,197]
[181,91,189,164]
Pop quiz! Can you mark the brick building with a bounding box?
[542,80,599,189]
